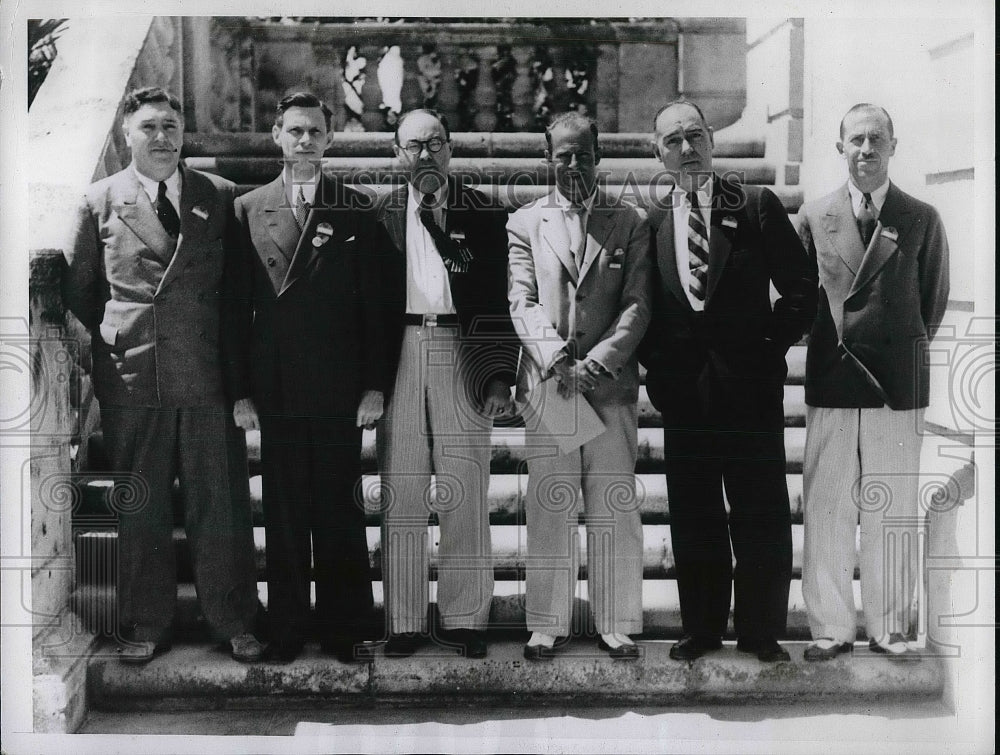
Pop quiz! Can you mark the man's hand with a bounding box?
[481,379,514,418]
[233,397,260,431]
[552,357,600,398]
[357,390,384,430]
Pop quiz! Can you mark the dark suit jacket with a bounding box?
[64,165,237,408]
[227,174,392,417]
[638,174,817,424]
[797,182,949,409]
[374,178,519,404]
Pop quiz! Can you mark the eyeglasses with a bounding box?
[400,137,448,155]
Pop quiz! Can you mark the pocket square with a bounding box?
[191,206,209,220]
[881,226,898,241]
[344,235,356,242]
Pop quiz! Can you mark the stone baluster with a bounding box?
[342,45,368,132]
[491,44,518,132]
[529,46,555,131]
[455,47,481,131]
[377,44,404,129]
[416,43,442,109]
[565,55,592,115]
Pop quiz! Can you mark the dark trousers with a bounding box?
[657,377,793,642]
[259,413,374,644]
[101,406,258,644]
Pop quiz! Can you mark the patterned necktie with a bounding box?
[156,181,180,239]
[419,193,472,272]
[294,186,310,229]
[565,205,586,271]
[687,192,710,302]
[856,192,877,247]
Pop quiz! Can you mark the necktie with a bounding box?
[156,181,180,239]
[687,192,710,302]
[419,193,472,272]
[294,186,310,229]
[856,192,877,247]
[565,205,586,271]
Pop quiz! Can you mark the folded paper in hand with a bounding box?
[520,377,606,455]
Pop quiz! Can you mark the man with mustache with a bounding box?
[64,86,263,664]
[227,92,391,663]
[375,109,518,659]
[798,103,949,661]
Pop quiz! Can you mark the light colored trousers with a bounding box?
[802,405,925,643]
[378,325,494,633]
[523,400,643,637]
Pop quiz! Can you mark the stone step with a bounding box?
[85,639,943,711]
[71,579,864,642]
[74,522,850,584]
[73,472,806,526]
[186,156,777,187]
[183,131,768,159]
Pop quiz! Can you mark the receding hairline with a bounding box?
[653,100,708,135]
[839,104,895,140]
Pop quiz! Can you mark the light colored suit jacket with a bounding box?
[64,165,238,408]
[797,182,949,409]
[507,189,651,405]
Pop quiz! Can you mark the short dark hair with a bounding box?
[545,112,599,151]
[394,108,452,144]
[839,103,895,140]
[275,91,334,130]
[652,98,708,133]
[122,87,183,118]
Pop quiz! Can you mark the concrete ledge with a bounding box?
[86,640,944,711]
[32,610,101,732]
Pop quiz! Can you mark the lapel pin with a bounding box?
[609,247,625,269]
[881,226,898,241]
[316,222,334,238]
[344,235,356,243]
[721,216,738,229]
[191,206,209,220]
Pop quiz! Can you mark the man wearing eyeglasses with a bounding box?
[638,98,817,663]
[374,109,519,659]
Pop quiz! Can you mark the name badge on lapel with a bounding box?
[312,222,334,248]
[608,247,625,269]
[881,226,899,242]
[721,216,738,230]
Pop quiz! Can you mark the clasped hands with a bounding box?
[233,390,386,432]
[552,356,606,398]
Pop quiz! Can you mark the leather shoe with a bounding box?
[384,632,423,658]
[669,635,722,661]
[804,639,853,662]
[869,633,918,659]
[230,632,265,663]
[119,639,171,665]
[523,643,557,661]
[438,628,488,659]
[737,637,791,663]
[266,638,304,663]
[321,639,378,663]
[597,638,640,660]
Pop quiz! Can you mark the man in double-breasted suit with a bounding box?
[638,99,817,663]
[63,87,262,664]
[228,92,392,663]
[798,104,949,661]
[375,109,519,659]
[508,113,651,661]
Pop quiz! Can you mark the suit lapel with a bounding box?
[113,169,176,265]
[704,176,734,304]
[279,176,347,296]
[381,185,408,255]
[652,206,690,309]
[822,185,866,275]
[157,167,214,294]
[848,183,909,297]
[578,194,621,282]
[540,191,579,284]
[263,177,301,262]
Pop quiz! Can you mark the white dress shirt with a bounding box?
[847,178,890,219]
[405,184,456,315]
[133,164,181,217]
[283,169,319,214]
[672,180,713,311]
[552,187,595,269]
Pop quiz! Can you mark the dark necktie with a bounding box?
[856,192,877,247]
[156,181,180,239]
[294,186,310,229]
[419,193,472,272]
[687,192,710,302]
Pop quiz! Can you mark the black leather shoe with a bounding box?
[321,639,378,663]
[737,637,791,663]
[523,642,557,661]
[669,635,722,661]
[869,633,918,659]
[384,632,423,658]
[438,629,488,659]
[803,639,854,662]
[119,640,172,665]
[267,639,304,663]
[597,638,640,660]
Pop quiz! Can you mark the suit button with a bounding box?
[576,293,585,301]
[267,257,277,267]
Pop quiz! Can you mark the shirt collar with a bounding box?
[670,178,713,208]
[283,169,320,206]
[132,164,180,201]
[554,187,596,214]
[847,179,890,214]
[407,183,448,215]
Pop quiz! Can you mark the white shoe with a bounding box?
[526,632,556,648]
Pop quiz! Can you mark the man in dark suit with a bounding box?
[798,104,949,661]
[638,98,817,663]
[374,109,518,659]
[64,87,262,664]
[228,92,391,663]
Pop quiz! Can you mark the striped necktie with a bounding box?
[687,192,710,302]
[294,186,310,229]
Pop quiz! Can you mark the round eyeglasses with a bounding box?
[401,137,448,155]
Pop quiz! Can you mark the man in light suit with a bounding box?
[375,109,519,659]
[508,112,651,661]
[228,92,391,663]
[638,99,817,663]
[64,87,262,664]
[798,104,949,661]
